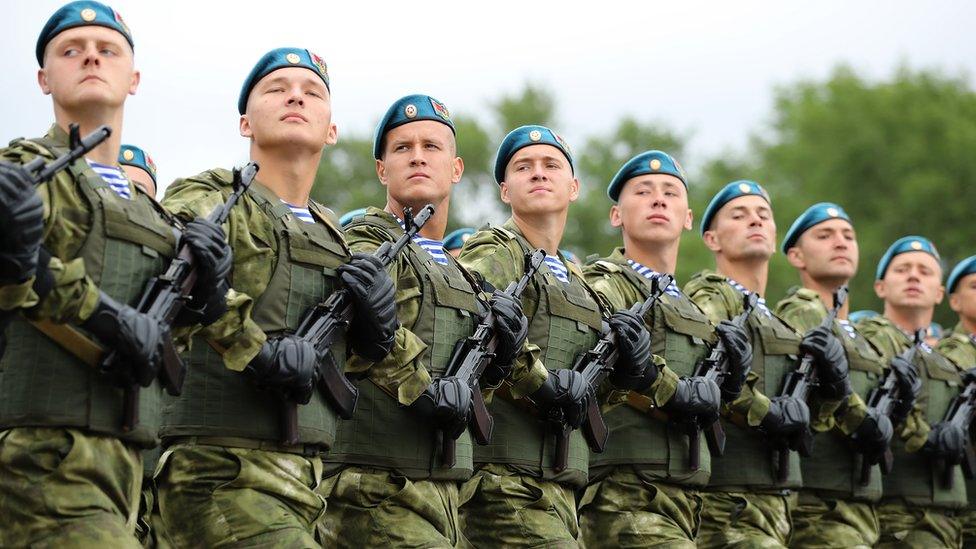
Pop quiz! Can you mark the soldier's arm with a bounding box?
[774,291,827,334]
[683,276,736,324]
[342,223,433,405]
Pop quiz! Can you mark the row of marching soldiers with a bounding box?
[1,2,975,548]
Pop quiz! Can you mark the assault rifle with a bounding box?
[774,285,848,483]
[684,291,759,471]
[550,273,674,472]
[24,123,112,185]
[438,248,546,467]
[105,162,259,432]
[857,329,925,485]
[281,204,435,444]
[936,369,976,488]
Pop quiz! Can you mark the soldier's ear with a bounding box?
[949,292,963,313]
[38,68,52,95]
[609,205,622,228]
[325,122,338,146]
[240,115,253,139]
[873,279,887,300]
[934,284,946,305]
[568,177,580,202]
[499,182,511,205]
[452,156,464,184]
[702,230,721,253]
[684,208,693,231]
[128,68,140,96]
[786,247,805,270]
[376,158,388,187]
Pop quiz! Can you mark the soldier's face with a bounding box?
[376,121,463,206]
[38,26,139,110]
[704,195,776,261]
[611,174,692,244]
[122,165,155,198]
[240,68,337,151]
[500,145,578,216]
[875,252,945,310]
[789,219,859,281]
[949,273,976,323]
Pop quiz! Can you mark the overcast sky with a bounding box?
[4,1,974,192]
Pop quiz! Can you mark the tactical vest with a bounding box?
[160,180,348,450]
[587,260,716,486]
[707,305,804,491]
[474,228,603,488]
[800,321,885,501]
[327,212,479,480]
[882,342,967,509]
[0,138,175,447]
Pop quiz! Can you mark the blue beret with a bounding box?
[947,255,976,294]
[37,1,133,66]
[607,150,687,202]
[118,144,156,184]
[493,125,573,185]
[238,47,330,115]
[373,94,456,159]
[875,236,941,280]
[444,228,475,251]
[700,180,771,236]
[339,208,368,228]
[848,310,879,324]
[781,202,852,253]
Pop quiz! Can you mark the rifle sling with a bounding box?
[28,318,104,367]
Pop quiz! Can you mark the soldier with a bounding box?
[579,151,744,547]
[937,255,976,548]
[685,181,852,548]
[156,48,398,546]
[319,94,529,547]
[0,2,232,546]
[859,236,968,547]
[119,144,157,197]
[775,202,897,547]
[444,227,475,258]
[458,126,655,547]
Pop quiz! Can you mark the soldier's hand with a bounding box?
[338,253,398,361]
[799,326,851,399]
[531,369,589,430]
[851,407,893,457]
[83,292,165,387]
[246,335,319,405]
[484,290,528,387]
[923,421,968,463]
[410,376,473,439]
[761,395,811,445]
[962,367,976,386]
[714,320,752,402]
[607,309,653,390]
[663,376,721,424]
[0,161,44,283]
[182,218,232,294]
[889,355,921,426]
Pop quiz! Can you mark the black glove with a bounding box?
[607,309,655,391]
[889,355,921,427]
[337,253,398,361]
[761,395,811,449]
[0,162,44,283]
[482,290,528,388]
[714,320,752,402]
[663,376,721,424]
[246,335,319,405]
[923,421,968,464]
[410,376,473,438]
[851,407,894,458]
[962,367,976,386]
[799,326,851,399]
[82,292,166,387]
[182,218,232,295]
[531,369,589,430]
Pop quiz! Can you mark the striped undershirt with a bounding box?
[87,160,130,199]
[281,200,316,224]
[625,259,681,297]
[726,278,772,317]
[394,216,448,265]
[545,254,569,284]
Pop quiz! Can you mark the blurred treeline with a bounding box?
[311,65,976,327]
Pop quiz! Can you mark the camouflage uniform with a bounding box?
[937,324,976,548]
[457,219,598,548]
[578,248,709,548]
[0,125,176,548]
[157,169,344,547]
[775,287,882,548]
[320,208,508,548]
[858,315,967,548]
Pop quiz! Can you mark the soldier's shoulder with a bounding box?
[583,257,624,277]
[167,167,234,194]
[936,332,976,365]
[461,224,520,256]
[0,135,63,164]
[775,287,825,315]
[683,270,730,296]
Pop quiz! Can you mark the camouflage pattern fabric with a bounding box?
[789,493,879,548]
[318,466,461,548]
[459,464,579,548]
[0,427,142,548]
[155,443,325,548]
[961,508,976,549]
[578,467,702,548]
[696,491,796,549]
[875,500,962,548]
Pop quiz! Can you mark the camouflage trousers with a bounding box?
[317,466,461,548]
[459,464,580,548]
[876,500,963,548]
[789,492,879,548]
[962,508,976,549]
[578,467,702,548]
[136,446,172,548]
[155,442,326,548]
[0,427,143,548]
[696,490,797,548]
